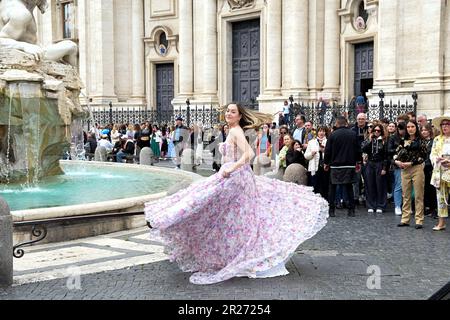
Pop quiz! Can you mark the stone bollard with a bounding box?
[139,147,154,166]
[0,197,13,287]
[283,164,308,185]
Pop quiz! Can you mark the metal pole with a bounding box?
[0,197,13,287]
[378,90,385,120]
[186,99,191,127]
[109,102,113,125]
[412,92,418,115]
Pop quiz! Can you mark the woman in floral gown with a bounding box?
[145,103,329,285]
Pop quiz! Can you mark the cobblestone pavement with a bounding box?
[1,206,449,300]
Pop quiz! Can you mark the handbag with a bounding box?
[441,155,450,183]
[441,168,450,183]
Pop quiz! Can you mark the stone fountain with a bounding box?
[0,0,202,246]
[0,52,88,183]
[0,0,88,184]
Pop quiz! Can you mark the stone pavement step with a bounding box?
[12,227,167,286]
[2,207,449,300]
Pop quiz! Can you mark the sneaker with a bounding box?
[376,209,383,214]
[368,209,374,214]
[395,207,402,216]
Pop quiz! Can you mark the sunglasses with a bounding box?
[374,129,381,132]
[441,122,450,126]
[368,125,373,128]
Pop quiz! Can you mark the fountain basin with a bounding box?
[1,161,203,244]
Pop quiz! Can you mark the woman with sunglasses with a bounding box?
[430,114,450,231]
[362,124,389,213]
[395,121,428,229]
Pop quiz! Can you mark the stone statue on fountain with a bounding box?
[0,0,89,183]
[0,0,78,66]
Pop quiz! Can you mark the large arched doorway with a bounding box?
[354,41,374,97]
[232,19,260,109]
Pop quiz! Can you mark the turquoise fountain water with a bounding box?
[0,162,183,211]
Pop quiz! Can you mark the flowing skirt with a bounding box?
[144,162,329,285]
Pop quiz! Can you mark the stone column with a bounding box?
[323,0,340,94]
[375,0,398,87]
[0,197,12,287]
[201,0,218,100]
[265,0,282,95]
[86,0,116,101]
[419,0,444,79]
[178,0,194,97]
[308,0,325,95]
[282,0,309,94]
[131,0,145,99]
[77,0,89,100]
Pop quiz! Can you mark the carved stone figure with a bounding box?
[355,16,367,31]
[0,0,78,66]
[227,0,255,10]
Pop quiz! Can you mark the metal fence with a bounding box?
[85,91,418,130]
[86,103,222,130]
[287,91,418,128]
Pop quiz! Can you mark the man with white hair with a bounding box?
[0,0,78,66]
[417,114,428,128]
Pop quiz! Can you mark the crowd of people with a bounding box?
[251,110,449,231]
[83,107,450,231]
[83,117,228,168]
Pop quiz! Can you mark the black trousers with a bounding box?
[329,183,355,210]
[313,166,330,200]
[365,161,387,210]
[424,165,437,211]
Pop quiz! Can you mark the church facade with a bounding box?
[37,0,450,120]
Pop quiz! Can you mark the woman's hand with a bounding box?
[441,159,450,168]
[402,162,412,169]
[222,168,233,178]
[381,169,387,176]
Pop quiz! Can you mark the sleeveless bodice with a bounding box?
[219,142,241,164]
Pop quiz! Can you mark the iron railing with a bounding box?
[13,211,146,258]
[85,91,418,130]
[286,91,418,128]
[86,103,222,130]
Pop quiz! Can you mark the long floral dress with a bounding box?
[144,141,329,285]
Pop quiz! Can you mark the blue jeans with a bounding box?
[335,185,349,204]
[391,168,402,208]
[116,150,131,163]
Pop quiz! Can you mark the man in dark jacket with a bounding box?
[324,116,363,217]
[350,113,368,205]
[173,117,190,169]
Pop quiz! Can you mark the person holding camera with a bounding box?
[305,126,329,200]
[361,124,389,214]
